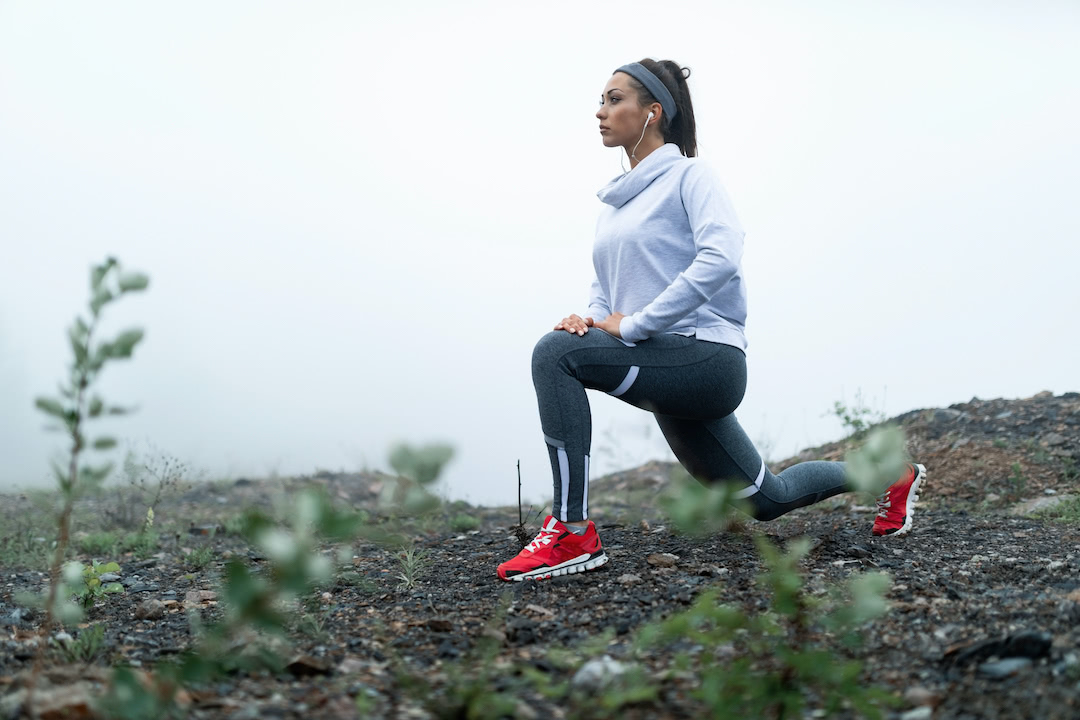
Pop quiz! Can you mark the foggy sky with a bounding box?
[2,0,1077,507]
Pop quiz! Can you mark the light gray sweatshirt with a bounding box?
[587,142,748,349]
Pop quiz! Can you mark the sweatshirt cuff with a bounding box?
[586,306,609,322]
[619,315,646,343]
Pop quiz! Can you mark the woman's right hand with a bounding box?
[554,313,595,336]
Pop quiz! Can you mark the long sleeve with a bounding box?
[586,276,612,321]
[618,163,744,343]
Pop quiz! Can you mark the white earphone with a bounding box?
[647,111,655,120]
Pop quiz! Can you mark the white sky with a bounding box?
[2,0,1077,506]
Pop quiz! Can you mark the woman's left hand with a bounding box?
[593,312,626,338]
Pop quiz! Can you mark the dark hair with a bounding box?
[623,58,697,157]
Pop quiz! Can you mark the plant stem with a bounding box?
[27,319,95,709]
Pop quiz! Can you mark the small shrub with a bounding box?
[827,389,886,439]
[79,532,119,557]
[53,623,107,664]
[1060,456,1078,483]
[183,546,215,570]
[73,560,125,608]
[450,513,480,533]
[396,547,430,591]
[1006,463,1027,502]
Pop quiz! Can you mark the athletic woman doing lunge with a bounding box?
[497,59,925,582]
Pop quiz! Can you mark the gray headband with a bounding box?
[614,62,677,122]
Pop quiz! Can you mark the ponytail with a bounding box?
[625,58,697,157]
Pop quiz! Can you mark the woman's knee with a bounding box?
[531,331,576,375]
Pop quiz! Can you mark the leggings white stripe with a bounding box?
[609,366,640,397]
[583,454,590,519]
[734,460,767,499]
[557,447,570,522]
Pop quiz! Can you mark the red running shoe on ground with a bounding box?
[872,463,927,537]
[497,515,608,581]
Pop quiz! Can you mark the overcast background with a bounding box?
[2,0,1077,507]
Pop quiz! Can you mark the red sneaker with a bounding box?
[497,515,608,581]
[872,463,927,537]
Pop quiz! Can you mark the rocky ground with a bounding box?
[1,391,1079,719]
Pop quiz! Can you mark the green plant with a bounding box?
[73,560,125,608]
[25,257,147,699]
[992,438,1008,449]
[52,623,107,664]
[1006,462,1027,501]
[79,531,120,557]
[635,537,898,719]
[1060,456,1078,482]
[827,389,886,439]
[449,513,480,533]
[183,546,215,570]
[1032,496,1080,525]
[395,547,430,591]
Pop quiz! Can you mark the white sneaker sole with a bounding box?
[882,463,926,537]
[508,551,609,582]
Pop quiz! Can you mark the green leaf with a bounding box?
[104,583,124,594]
[100,562,121,572]
[845,425,908,494]
[88,396,104,418]
[118,272,149,292]
[109,328,144,358]
[93,437,118,450]
[35,397,67,420]
[388,443,454,485]
[90,287,113,315]
[107,405,133,416]
[68,326,89,365]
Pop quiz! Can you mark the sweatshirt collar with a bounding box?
[597,143,684,208]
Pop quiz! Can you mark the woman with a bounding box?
[497,59,925,582]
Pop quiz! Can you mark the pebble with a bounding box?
[135,599,165,620]
[617,573,643,585]
[978,657,1032,679]
[903,686,938,707]
[900,707,933,720]
[97,573,122,583]
[646,553,679,567]
[572,655,628,690]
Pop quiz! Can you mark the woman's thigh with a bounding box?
[531,330,746,420]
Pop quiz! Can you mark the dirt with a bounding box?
[2,391,1079,719]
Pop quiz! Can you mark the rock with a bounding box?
[978,657,1032,679]
[426,618,453,632]
[647,553,679,567]
[337,656,367,674]
[21,682,96,720]
[183,590,218,607]
[524,604,554,617]
[903,686,939,708]
[1043,432,1066,446]
[97,572,122,583]
[286,654,330,677]
[188,524,221,536]
[899,708,933,720]
[1010,494,1078,516]
[572,655,628,691]
[135,599,166,620]
[617,573,643,585]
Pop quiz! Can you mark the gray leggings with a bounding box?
[532,329,851,523]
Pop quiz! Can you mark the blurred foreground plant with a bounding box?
[25,258,148,703]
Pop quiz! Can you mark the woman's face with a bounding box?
[597,72,649,148]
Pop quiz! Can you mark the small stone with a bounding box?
[1044,488,1058,495]
[188,525,220,536]
[426,618,453,632]
[286,654,330,677]
[978,657,1032,679]
[1043,432,1066,446]
[900,707,933,720]
[986,493,1001,503]
[647,553,679,568]
[571,655,628,691]
[524,604,555,617]
[183,590,218,607]
[135,599,166,620]
[97,573,122,583]
[617,573,643,585]
[903,686,939,707]
[337,656,367,674]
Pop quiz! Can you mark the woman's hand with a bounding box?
[592,312,626,338]
[554,314,594,336]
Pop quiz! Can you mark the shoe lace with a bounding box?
[525,526,559,553]
[876,490,892,519]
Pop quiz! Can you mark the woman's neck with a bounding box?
[626,137,666,169]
